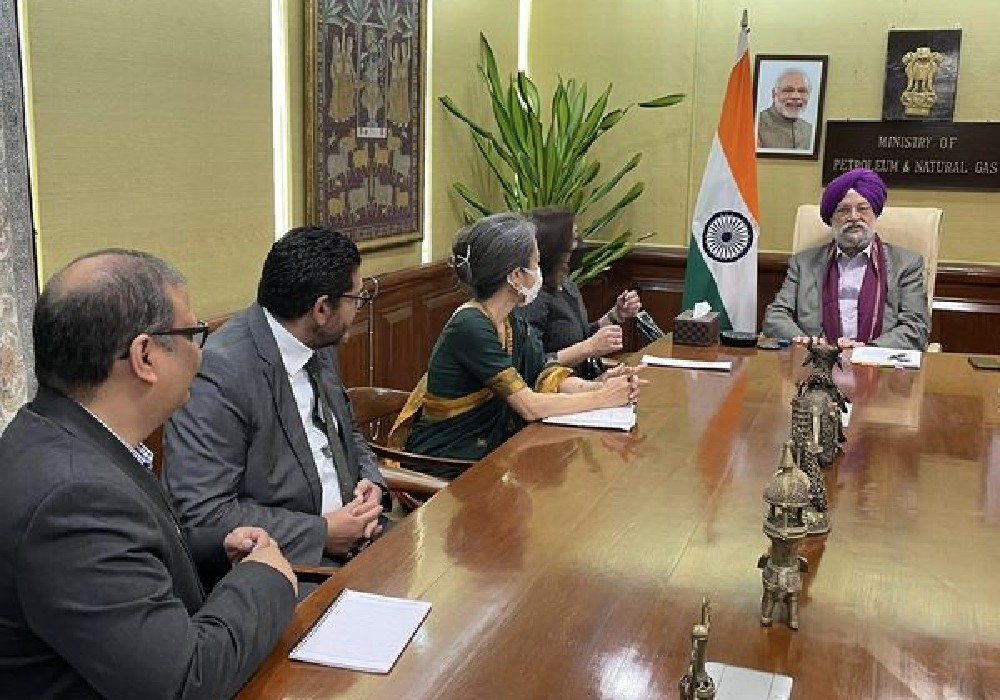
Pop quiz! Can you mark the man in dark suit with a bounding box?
[164,227,389,566]
[763,168,930,351]
[0,250,297,700]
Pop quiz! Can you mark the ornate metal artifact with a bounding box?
[901,46,944,117]
[679,597,716,700]
[796,343,847,465]
[758,442,810,630]
[790,395,831,535]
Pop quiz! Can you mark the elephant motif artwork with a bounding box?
[307,0,423,244]
[881,28,961,121]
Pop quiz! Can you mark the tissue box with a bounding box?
[673,310,720,346]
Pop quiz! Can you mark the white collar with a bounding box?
[79,404,154,469]
[836,240,873,262]
[263,308,314,376]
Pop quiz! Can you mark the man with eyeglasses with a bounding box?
[0,249,297,699]
[764,168,930,350]
[164,227,390,570]
[757,68,814,151]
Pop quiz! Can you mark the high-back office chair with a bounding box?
[347,386,469,510]
[791,204,943,314]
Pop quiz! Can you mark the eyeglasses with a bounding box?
[339,278,379,310]
[149,322,209,348]
[119,321,209,359]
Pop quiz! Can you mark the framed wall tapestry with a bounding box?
[306,0,424,246]
[0,0,37,434]
[753,54,828,160]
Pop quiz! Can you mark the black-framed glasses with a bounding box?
[150,321,209,348]
[339,277,379,310]
[119,321,209,359]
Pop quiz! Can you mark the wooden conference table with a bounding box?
[237,338,1000,700]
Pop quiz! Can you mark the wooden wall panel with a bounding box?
[344,261,465,391]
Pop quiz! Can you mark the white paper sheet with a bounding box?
[849,346,922,369]
[289,589,431,673]
[641,355,733,371]
[706,662,793,700]
[542,405,636,431]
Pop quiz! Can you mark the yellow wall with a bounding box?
[25,0,275,319]
[26,0,518,316]
[529,0,1000,264]
[23,0,999,320]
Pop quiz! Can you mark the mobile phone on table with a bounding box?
[968,356,1000,371]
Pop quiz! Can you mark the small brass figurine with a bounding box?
[790,396,831,535]
[796,342,848,465]
[758,442,810,630]
[901,46,944,117]
[679,597,716,700]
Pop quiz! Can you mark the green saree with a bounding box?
[404,303,571,477]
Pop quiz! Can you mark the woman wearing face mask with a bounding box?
[518,206,643,379]
[402,212,641,475]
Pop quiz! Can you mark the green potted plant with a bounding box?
[439,33,684,284]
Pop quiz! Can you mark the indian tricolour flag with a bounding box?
[682,13,760,333]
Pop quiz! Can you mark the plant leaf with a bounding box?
[638,93,686,108]
[579,152,641,215]
[581,181,645,238]
[479,34,502,100]
[453,182,493,218]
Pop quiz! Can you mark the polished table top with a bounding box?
[236,340,1000,700]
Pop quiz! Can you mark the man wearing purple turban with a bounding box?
[763,168,930,350]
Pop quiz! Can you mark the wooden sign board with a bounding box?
[822,120,1000,190]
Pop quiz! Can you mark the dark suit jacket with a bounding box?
[762,241,930,351]
[164,303,387,565]
[0,387,294,700]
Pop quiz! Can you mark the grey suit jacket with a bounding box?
[762,241,930,351]
[164,303,387,565]
[0,387,294,700]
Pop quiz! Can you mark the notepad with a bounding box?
[641,355,733,371]
[705,662,793,700]
[542,405,636,431]
[289,589,431,673]
[849,346,922,369]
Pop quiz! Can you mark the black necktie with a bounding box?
[304,354,355,506]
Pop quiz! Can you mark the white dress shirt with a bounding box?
[836,244,872,341]
[264,309,343,513]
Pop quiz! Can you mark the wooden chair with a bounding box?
[792,204,943,350]
[347,386,470,510]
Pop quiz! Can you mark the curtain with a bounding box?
[0,0,37,435]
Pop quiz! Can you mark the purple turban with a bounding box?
[819,168,887,224]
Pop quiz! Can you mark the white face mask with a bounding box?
[510,266,543,306]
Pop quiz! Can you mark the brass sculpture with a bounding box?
[758,442,810,630]
[790,395,831,535]
[901,46,944,117]
[796,342,848,466]
[678,597,716,700]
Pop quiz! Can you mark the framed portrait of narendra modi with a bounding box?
[305,0,425,247]
[753,54,828,160]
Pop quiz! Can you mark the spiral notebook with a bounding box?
[289,589,431,673]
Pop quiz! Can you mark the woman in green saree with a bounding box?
[402,212,641,478]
